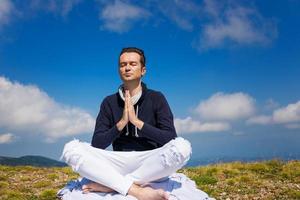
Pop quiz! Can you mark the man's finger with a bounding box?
[126,92,133,107]
[125,90,129,97]
[125,90,129,105]
[124,90,128,110]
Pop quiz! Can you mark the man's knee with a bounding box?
[60,139,86,172]
[161,137,192,168]
[173,137,192,159]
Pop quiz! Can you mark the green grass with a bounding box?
[39,189,58,200]
[0,165,79,200]
[1,159,299,200]
[179,159,300,199]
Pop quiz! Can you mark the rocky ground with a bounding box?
[0,159,299,200]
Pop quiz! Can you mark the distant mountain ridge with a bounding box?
[0,155,67,167]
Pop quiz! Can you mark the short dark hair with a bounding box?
[119,47,146,67]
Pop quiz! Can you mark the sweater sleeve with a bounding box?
[91,98,121,149]
[139,92,177,146]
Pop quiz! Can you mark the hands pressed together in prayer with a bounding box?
[117,89,144,131]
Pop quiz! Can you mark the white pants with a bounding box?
[61,137,192,196]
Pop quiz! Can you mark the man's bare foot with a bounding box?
[82,181,114,193]
[128,183,169,200]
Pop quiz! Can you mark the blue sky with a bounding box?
[0,0,299,164]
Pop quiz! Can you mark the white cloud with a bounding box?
[0,133,15,144]
[0,0,15,29]
[0,0,278,52]
[99,0,150,33]
[0,76,95,142]
[203,0,220,18]
[97,0,201,32]
[0,0,82,35]
[246,101,300,129]
[29,0,83,16]
[197,0,277,50]
[273,101,300,124]
[61,0,82,16]
[246,115,272,125]
[195,92,256,121]
[175,117,230,134]
[156,0,200,31]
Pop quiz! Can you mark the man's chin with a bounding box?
[122,77,139,82]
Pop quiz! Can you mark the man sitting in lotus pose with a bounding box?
[61,47,192,200]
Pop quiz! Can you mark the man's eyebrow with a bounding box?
[120,61,138,63]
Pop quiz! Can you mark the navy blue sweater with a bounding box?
[91,82,177,151]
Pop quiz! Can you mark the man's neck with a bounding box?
[123,80,142,96]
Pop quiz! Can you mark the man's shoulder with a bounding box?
[146,88,166,100]
[106,92,119,100]
[101,92,119,104]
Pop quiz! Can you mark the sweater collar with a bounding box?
[118,82,147,106]
[118,86,142,105]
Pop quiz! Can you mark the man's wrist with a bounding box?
[132,118,144,130]
[117,119,127,131]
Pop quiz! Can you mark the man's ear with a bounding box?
[141,66,146,77]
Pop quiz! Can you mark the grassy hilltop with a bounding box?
[0,159,299,200]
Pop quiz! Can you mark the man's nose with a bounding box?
[125,64,132,70]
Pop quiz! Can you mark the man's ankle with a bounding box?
[127,183,141,197]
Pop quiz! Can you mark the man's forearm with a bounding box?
[139,122,177,145]
[118,118,144,131]
[92,125,121,149]
[116,119,127,131]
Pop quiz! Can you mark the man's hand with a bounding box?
[117,90,144,132]
[126,90,144,130]
[116,90,129,131]
[126,90,137,123]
